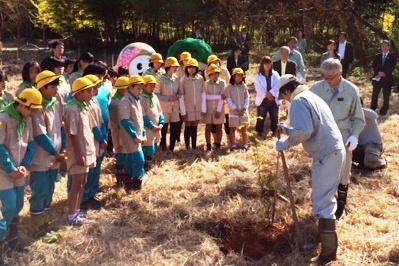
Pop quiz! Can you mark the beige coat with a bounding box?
[140,94,163,147]
[88,98,104,157]
[205,78,226,115]
[225,84,250,117]
[119,93,145,153]
[154,74,181,117]
[180,74,206,115]
[0,113,33,190]
[109,97,126,154]
[30,101,63,172]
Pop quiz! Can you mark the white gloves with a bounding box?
[345,135,358,151]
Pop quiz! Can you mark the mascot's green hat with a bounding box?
[167,38,213,66]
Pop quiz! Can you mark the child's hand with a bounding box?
[99,142,108,149]
[76,156,86,166]
[153,125,162,131]
[214,111,221,119]
[181,115,188,122]
[55,152,66,163]
[10,169,24,179]
[221,94,227,100]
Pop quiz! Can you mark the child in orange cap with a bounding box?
[144,53,165,77]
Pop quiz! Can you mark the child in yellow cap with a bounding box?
[226,68,250,152]
[176,52,191,79]
[204,64,226,150]
[64,77,96,226]
[0,88,42,256]
[140,75,164,169]
[119,75,146,190]
[79,74,108,211]
[144,53,165,78]
[109,77,130,186]
[180,58,206,150]
[29,70,67,235]
[154,57,182,153]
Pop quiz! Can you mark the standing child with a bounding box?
[180,58,206,150]
[144,53,165,77]
[226,68,250,151]
[110,77,130,186]
[154,57,182,153]
[176,52,192,79]
[0,71,12,109]
[63,59,76,85]
[64,77,96,226]
[119,75,146,190]
[16,61,41,96]
[29,71,67,234]
[0,89,41,255]
[80,74,107,210]
[69,52,94,85]
[204,64,226,150]
[141,75,164,169]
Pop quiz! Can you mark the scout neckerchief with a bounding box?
[1,103,24,139]
[42,97,57,111]
[112,91,123,100]
[20,81,35,90]
[207,78,220,85]
[66,98,89,113]
[141,90,154,108]
[0,97,7,109]
[161,73,176,83]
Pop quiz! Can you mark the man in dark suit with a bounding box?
[273,46,296,76]
[227,45,248,75]
[370,40,397,115]
[240,27,251,62]
[337,32,354,78]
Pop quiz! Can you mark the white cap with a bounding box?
[279,74,297,89]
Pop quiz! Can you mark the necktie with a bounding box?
[382,54,386,64]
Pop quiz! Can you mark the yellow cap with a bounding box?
[15,88,43,109]
[207,55,220,65]
[165,57,180,68]
[129,75,145,86]
[85,74,102,87]
[150,53,164,63]
[114,76,130,90]
[143,75,157,84]
[36,70,61,89]
[72,77,95,94]
[207,64,221,76]
[232,68,245,77]
[179,52,191,61]
[186,58,199,68]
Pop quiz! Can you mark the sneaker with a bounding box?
[241,146,249,152]
[230,145,238,152]
[206,143,212,151]
[77,209,86,218]
[67,215,86,227]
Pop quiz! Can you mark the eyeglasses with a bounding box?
[323,74,338,81]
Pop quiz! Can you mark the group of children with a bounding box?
[0,46,252,261]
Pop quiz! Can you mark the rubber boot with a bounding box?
[124,175,135,192]
[335,184,348,220]
[132,178,142,191]
[31,213,50,238]
[115,166,125,187]
[318,219,338,264]
[7,218,29,252]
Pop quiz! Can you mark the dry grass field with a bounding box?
[1,57,399,265]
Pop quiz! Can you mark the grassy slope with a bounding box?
[5,64,399,266]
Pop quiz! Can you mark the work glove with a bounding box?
[345,135,358,151]
[278,123,290,135]
[276,140,285,151]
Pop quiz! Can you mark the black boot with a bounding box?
[7,218,29,252]
[0,240,6,266]
[124,175,135,192]
[191,126,198,149]
[335,184,348,220]
[184,126,191,150]
[318,219,338,264]
[115,166,124,187]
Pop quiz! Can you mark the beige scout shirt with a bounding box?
[64,103,96,169]
[109,98,126,154]
[205,78,226,115]
[180,74,206,115]
[30,101,63,172]
[57,76,71,116]
[154,74,181,115]
[204,66,231,84]
[89,98,104,157]
[225,84,250,117]
[119,92,145,153]
[0,113,33,190]
[139,94,162,147]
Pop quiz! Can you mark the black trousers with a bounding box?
[160,121,181,151]
[255,99,279,133]
[370,83,391,114]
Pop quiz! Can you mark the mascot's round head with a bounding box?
[114,42,156,76]
[167,38,213,71]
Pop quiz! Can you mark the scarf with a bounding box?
[20,81,35,89]
[161,73,176,83]
[0,97,7,109]
[1,103,24,139]
[66,98,89,113]
[141,90,154,108]
[112,91,123,100]
[42,97,57,111]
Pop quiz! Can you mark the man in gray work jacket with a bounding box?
[276,74,345,264]
[311,58,365,220]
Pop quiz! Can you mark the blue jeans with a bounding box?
[83,154,104,202]
[30,169,59,213]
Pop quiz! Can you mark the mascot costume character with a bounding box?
[114,42,156,76]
